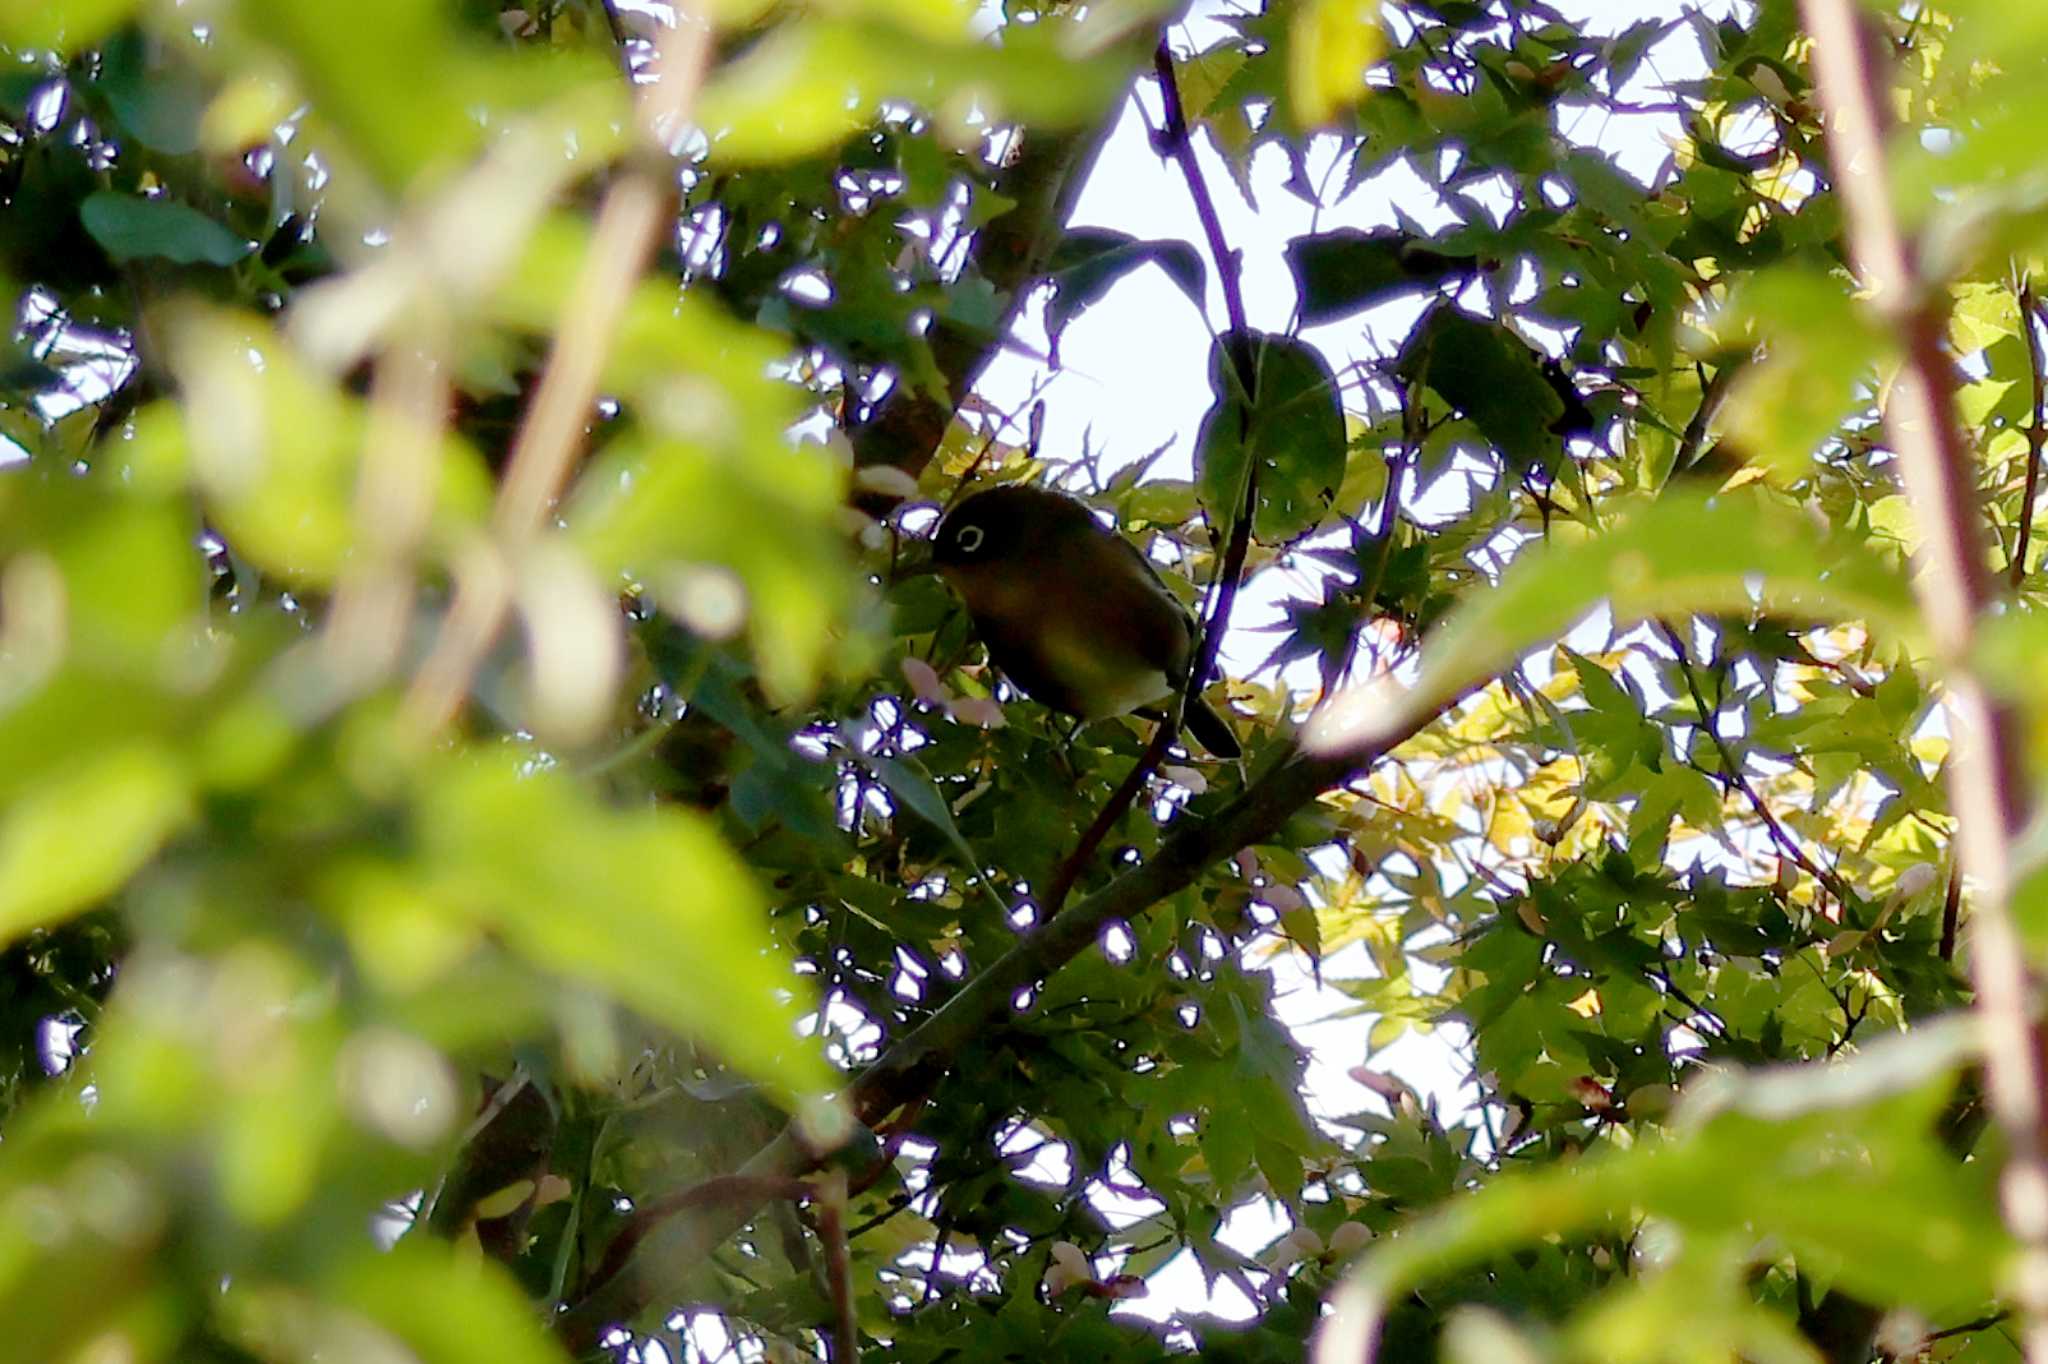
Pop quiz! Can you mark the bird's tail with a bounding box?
[1182,697,1242,760]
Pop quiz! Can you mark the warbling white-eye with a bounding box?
[930,484,1241,759]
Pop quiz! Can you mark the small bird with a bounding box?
[930,484,1241,759]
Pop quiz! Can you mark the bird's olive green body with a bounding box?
[931,484,1240,758]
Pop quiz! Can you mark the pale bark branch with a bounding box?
[1801,3,2048,1355]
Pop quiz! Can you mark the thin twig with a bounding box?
[920,1217,953,1306]
[1927,1311,2013,1344]
[1669,353,1748,480]
[597,0,634,57]
[818,1171,859,1362]
[413,1066,532,1235]
[1039,40,1261,915]
[1043,722,1179,915]
[1801,3,2048,1355]
[2013,280,2045,590]
[401,15,710,737]
[1940,864,1962,963]
[1151,39,1250,342]
[1347,372,1423,687]
[1655,620,1853,906]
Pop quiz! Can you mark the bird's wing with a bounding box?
[1101,530,1201,682]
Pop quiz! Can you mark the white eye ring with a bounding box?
[955,524,985,553]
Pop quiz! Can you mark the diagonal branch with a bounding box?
[402,15,711,736]
[1801,3,2048,1356]
[553,699,1459,1350]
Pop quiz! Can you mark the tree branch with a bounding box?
[1801,3,2048,1354]
[1043,721,1178,915]
[554,701,1457,1350]
[847,122,1113,514]
[818,1171,858,1362]
[576,1172,816,1306]
[1150,39,1249,341]
[2014,281,2045,590]
[402,14,711,736]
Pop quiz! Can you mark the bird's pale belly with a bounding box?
[1040,625,1172,721]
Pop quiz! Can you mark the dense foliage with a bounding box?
[5,0,2048,1361]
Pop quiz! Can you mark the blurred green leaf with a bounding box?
[1287,0,1382,128]
[0,0,134,49]
[328,1242,570,1364]
[1196,330,1347,542]
[1720,268,1886,477]
[0,744,188,945]
[697,19,1122,164]
[81,192,253,266]
[419,756,830,1103]
[1314,488,1919,751]
[1319,1025,2002,1363]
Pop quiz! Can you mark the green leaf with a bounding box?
[80,192,252,266]
[697,19,1121,164]
[569,433,849,703]
[328,1242,570,1364]
[855,751,1009,919]
[1719,267,1886,478]
[1398,301,1589,475]
[1195,330,1347,542]
[0,744,190,945]
[99,29,204,155]
[1046,229,1207,337]
[0,0,134,49]
[1285,229,1474,324]
[1318,1024,2000,1362]
[1202,1093,1255,1192]
[418,756,830,1104]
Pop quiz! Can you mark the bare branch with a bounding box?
[401,16,711,737]
[2015,281,2045,590]
[1802,2,2048,1354]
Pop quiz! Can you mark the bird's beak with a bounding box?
[891,547,942,584]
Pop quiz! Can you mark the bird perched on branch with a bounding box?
[930,484,1241,759]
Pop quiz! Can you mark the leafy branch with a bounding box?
[554,703,1456,1349]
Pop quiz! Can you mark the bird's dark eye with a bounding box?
[955,524,985,554]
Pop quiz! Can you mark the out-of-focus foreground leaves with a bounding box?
[4,1,2048,1363]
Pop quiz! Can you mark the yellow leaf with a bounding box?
[1289,0,1383,128]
